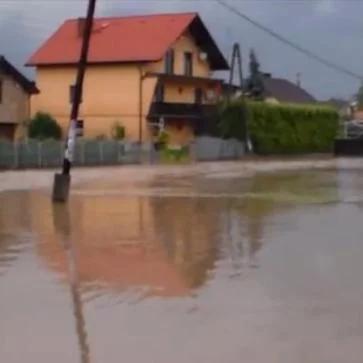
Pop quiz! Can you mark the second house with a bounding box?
[27,12,229,145]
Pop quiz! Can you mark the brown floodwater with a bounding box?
[1,168,363,363]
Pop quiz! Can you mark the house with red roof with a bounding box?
[27,12,228,144]
[0,56,38,140]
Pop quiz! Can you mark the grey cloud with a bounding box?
[1,0,362,100]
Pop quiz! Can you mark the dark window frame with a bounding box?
[195,88,203,104]
[76,119,84,137]
[184,52,193,76]
[165,49,175,75]
[154,82,165,103]
[0,79,3,104]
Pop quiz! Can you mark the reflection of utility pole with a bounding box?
[53,0,97,203]
[224,200,245,273]
[52,204,91,363]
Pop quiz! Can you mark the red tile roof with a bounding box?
[0,56,38,94]
[27,12,228,70]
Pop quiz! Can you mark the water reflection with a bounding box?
[3,168,363,363]
[52,204,91,363]
[0,191,32,275]
[38,195,221,298]
[0,170,340,300]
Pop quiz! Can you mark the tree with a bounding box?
[249,49,260,79]
[28,112,62,140]
[247,49,264,100]
[357,83,363,110]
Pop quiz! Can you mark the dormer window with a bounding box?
[165,49,175,75]
[184,52,193,76]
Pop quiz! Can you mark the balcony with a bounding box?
[148,102,219,136]
[148,102,217,121]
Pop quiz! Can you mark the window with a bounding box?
[154,82,164,102]
[69,84,82,104]
[184,52,193,76]
[76,120,84,137]
[0,80,3,104]
[195,88,203,104]
[165,49,175,75]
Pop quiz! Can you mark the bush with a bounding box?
[154,130,169,151]
[111,122,125,140]
[161,145,189,163]
[28,112,62,140]
[219,101,339,154]
[158,130,169,145]
[219,100,248,141]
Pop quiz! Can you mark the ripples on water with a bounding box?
[1,169,363,363]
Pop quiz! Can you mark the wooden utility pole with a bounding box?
[53,0,97,202]
[228,43,251,153]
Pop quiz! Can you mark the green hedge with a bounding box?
[219,101,339,154]
[219,100,248,142]
[28,112,62,140]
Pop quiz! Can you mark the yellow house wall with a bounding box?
[31,31,214,143]
[31,64,155,140]
[146,31,212,106]
[166,122,194,146]
[146,31,210,78]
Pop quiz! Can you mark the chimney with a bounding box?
[296,72,301,87]
[77,18,86,37]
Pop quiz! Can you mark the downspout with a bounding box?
[25,91,32,141]
[138,66,144,144]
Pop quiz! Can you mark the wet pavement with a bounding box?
[1,168,363,362]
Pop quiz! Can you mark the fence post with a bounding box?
[38,142,42,168]
[117,141,121,164]
[99,140,104,164]
[13,141,18,169]
[81,140,85,165]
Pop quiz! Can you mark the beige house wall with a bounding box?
[30,31,214,142]
[0,70,30,139]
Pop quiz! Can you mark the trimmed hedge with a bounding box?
[219,101,339,154]
[219,100,248,142]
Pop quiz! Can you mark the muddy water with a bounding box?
[1,169,363,362]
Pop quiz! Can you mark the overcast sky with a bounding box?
[0,0,362,100]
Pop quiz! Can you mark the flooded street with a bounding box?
[1,166,363,362]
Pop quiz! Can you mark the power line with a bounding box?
[0,0,213,1]
[216,0,363,81]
